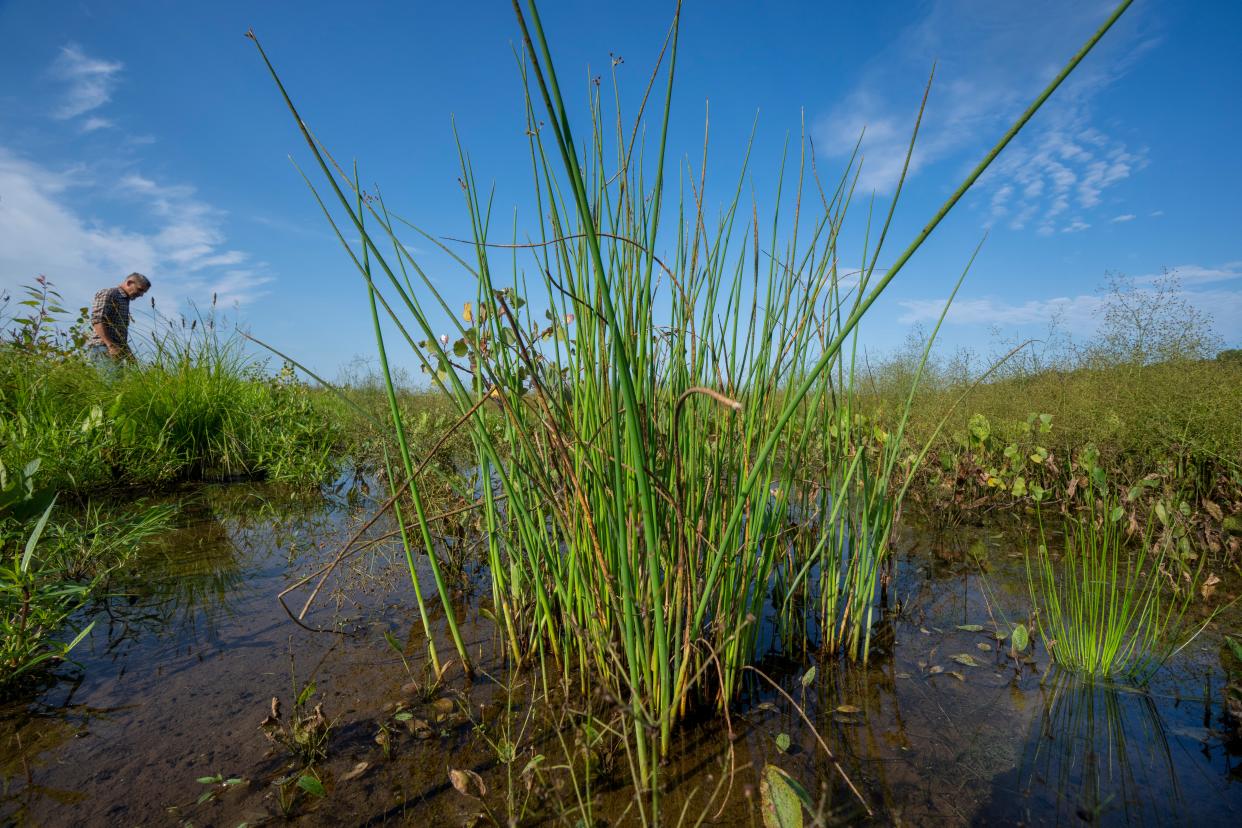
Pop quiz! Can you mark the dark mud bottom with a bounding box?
[2,481,1240,826]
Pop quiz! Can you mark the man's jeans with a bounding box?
[87,343,121,379]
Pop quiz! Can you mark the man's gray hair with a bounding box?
[126,272,151,290]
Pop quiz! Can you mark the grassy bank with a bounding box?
[863,348,1242,565]
[0,281,345,495]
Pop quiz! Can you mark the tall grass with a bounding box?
[251,0,1132,815]
[1027,495,1208,684]
[0,307,342,492]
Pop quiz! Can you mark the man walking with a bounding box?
[88,272,150,364]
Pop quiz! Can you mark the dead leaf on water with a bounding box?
[948,671,966,682]
[449,768,487,799]
[928,665,944,675]
[342,762,369,782]
[951,653,982,667]
[835,704,861,714]
[976,642,993,652]
[956,624,984,632]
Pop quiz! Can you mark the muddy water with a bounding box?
[2,482,1240,826]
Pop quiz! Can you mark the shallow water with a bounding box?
[2,481,1240,826]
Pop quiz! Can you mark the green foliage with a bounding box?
[0,500,96,693]
[0,284,344,493]
[1025,495,1210,683]
[251,0,1130,819]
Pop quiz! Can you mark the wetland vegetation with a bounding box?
[3,0,1242,824]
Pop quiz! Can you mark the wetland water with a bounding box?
[2,479,1240,825]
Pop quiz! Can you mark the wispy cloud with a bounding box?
[814,0,1156,234]
[50,44,122,120]
[0,147,272,324]
[899,262,1242,341]
[899,294,1102,327]
[1111,213,1135,222]
[1136,261,1242,286]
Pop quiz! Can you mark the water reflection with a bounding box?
[983,670,1183,826]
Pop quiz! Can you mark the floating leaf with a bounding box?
[1011,624,1030,654]
[835,704,861,714]
[342,762,369,782]
[760,765,806,828]
[948,671,966,682]
[976,642,992,652]
[956,624,984,633]
[951,653,981,668]
[800,666,817,688]
[895,672,912,680]
[296,775,326,798]
[775,732,791,753]
[928,665,944,675]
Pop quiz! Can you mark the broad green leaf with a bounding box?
[21,495,57,573]
[297,775,326,798]
[1011,624,1029,653]
[760,765,805,828]
[800,666,816,688]
[775,732,791,753]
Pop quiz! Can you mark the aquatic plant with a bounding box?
[250,0,1134,817]
[1026,494,1211,683]
[0,500,96,693]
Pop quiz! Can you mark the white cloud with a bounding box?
[1149,209,1164,217]
[81,116,113,133]
[1111,213,1135,222]
[51,44,122,120]
[814,0,1156,233]
[899,263,1242,341]
[899,294,1102,327]
[0,147,271,334]
[1136,262,1242,286]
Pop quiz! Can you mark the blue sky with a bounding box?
[1,0,1239,380]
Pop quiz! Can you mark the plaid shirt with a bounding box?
[89,287,132,347]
